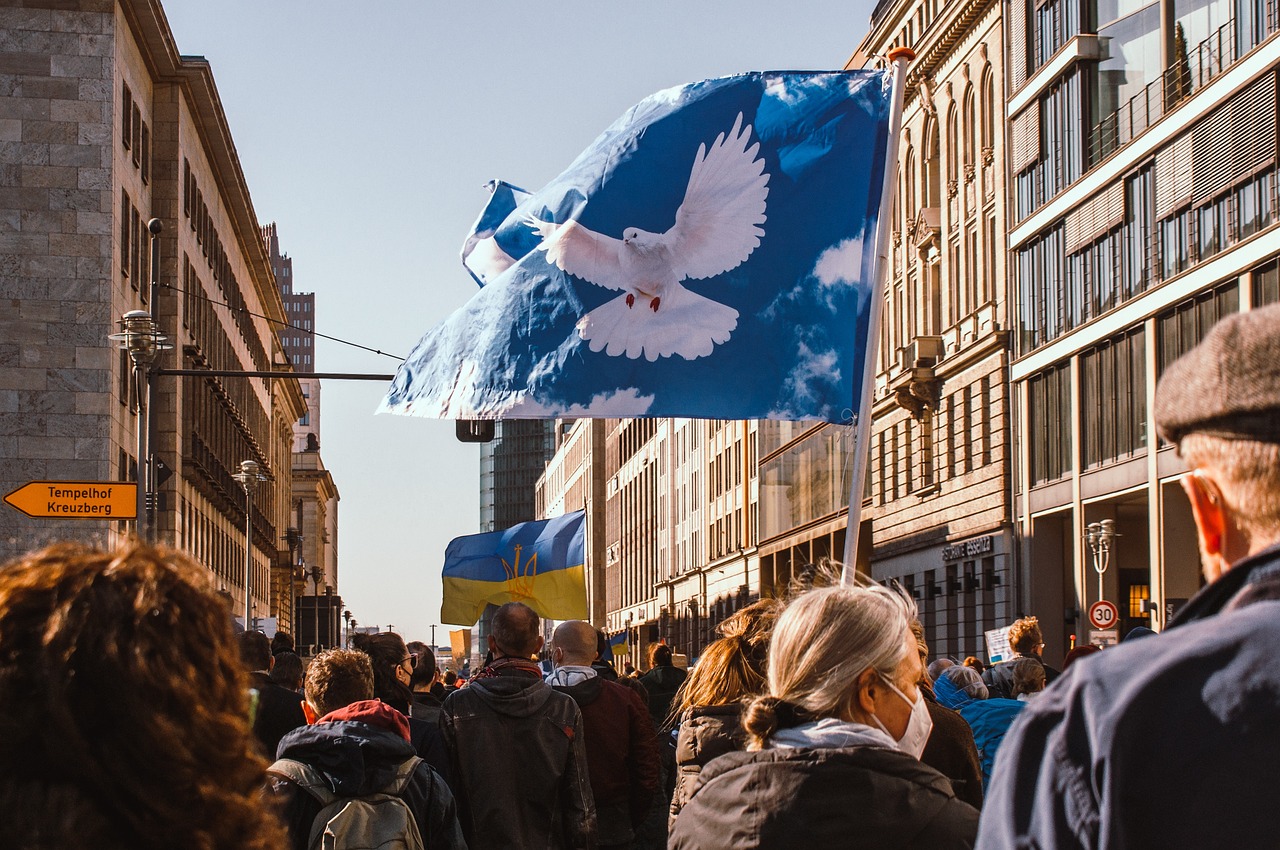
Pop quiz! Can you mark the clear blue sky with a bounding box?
[160,1,879,644]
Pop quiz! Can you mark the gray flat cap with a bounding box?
[1154,303,1280,445]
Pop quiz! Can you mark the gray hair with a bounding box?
[927,658,956,682]
[766,583,916,720]
[943,664,989,700]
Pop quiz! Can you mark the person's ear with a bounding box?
[1182,471,1230,581]
[487,634,498,653]
[267,654,275,672]
[302,700,320,725]
[854,667,880,717]
[534,635,545,657]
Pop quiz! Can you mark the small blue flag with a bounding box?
[462,180,532,286]
[440,511,587,626]
[382,71,894,422]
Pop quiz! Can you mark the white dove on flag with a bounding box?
[527,113,769,362]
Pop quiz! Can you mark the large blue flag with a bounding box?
[381,71,894,422]
[440,511,587,626]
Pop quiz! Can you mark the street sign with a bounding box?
[1088,599,1119,630]
[1089,628,1119,648]
[3,481,137,519]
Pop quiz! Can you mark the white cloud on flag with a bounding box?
[812,236,865,288]
[505,387,655,417]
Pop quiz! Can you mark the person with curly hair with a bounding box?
[981,616,1060,698]
[0,539,288,850]
[669,583,977,849]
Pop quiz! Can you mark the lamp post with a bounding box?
[108,220,168,540]
[343,609,351,647]
[108,311,170,539]
[232,459,269,631]
[1084,519,1120,601]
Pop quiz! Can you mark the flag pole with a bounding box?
[842,46,916,585]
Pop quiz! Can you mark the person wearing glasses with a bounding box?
[351,632,451,788]
[980,616,1059,699]
[979,304,1280,849]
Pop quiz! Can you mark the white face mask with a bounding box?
[870,675,934,759]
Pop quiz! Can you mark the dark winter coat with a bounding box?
[440,665,596,849]
[637,663,687,730]
[921,695,984,809]
[555,674,660,846]
[669,744,978,849]
[248,671,306,758]
[977,542,1280,849]
[669,704,746,825]
[268,699,465,850]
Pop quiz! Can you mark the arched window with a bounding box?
[981,71,996,153]
[924,119,941,208]
[903,146,915,225]
[963,87,976,166]
[946,105,959,184]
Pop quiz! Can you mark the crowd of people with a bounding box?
[1,306,1278,848]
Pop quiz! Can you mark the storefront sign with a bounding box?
[943,535,994,562]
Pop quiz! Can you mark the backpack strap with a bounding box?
[267,757,338,807]
[380,756,424,797]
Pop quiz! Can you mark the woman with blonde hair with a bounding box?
[668,597,782,824]
[669,583,978,849]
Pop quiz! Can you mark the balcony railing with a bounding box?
[1086,18,1248,166]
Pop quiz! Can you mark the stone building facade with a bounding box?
[0,0,312,631]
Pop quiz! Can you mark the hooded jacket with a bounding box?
[268,699,465,850]
[554,673,660,846]
[440,664,597,849]
[669,719,978,849]
[933,673,1024,788]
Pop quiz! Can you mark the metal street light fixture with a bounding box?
[232,459,269,631]
[108,308,171,539]
[1084,519,1120,602]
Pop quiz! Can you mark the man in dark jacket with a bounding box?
[440,602,596,849]
[979,304,1280,849]
[267,648,464,850]
[637,643,687,731]
[550,621,660,848]
[236,630,305,757]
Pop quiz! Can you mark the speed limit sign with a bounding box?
[1089,600,1119,629]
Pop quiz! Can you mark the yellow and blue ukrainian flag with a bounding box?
[608,630,629,657]
[440,510,587,626]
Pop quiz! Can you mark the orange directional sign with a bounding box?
[3,481,137,520]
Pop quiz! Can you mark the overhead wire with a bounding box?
[161,281,405,361]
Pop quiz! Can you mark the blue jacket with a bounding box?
[933,674,1025,788]
[977,542,1280,849]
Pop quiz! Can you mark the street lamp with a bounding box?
[232,459,269,631]
[108,309,171,539]
[1084,519,1120,602]
[343,609,352,647]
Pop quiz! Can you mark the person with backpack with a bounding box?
[267,648,466,850]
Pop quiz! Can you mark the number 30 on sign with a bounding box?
[1089,600,1119,629]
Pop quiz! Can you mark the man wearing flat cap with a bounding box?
[978,304,1280,849]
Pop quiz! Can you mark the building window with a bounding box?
[1160,207,1192,280]
[1080,327,1147,468]
[1158,281,1239,374]
[1029,362,1073,484]
[1254,258,1280,306]
[1122,164,1155,298]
